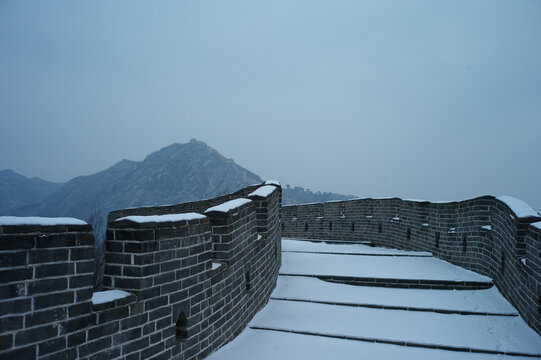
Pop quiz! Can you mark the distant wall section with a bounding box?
[282,196,541,335]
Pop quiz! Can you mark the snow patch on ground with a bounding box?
[249,300,541,355]
[282,239,431,256]
[274,276,517,314]
[280,252,492,282]
[205,198,251,213]
[116,213,205,223]
[0,216,87,226]
[206,328,537,360]
[248,185,276,198]
[92,290,131,305]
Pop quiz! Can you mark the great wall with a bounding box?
[1,182,540,359]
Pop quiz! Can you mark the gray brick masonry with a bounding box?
[0,183,282,359]
[282,196,541,335]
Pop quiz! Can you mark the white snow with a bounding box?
[533,221,541,231]
[115,213,205,223]
[0,216,87,226]
[422,223,429,227]
[206,237,541,360]
[257,235,262,240]
[448,228,456,234]
[249,300,541,355]
[248,185,276,198]
[205,198,252,213]
[282,239,431,256]
[496,196,540,218]
[280,252,492,282]
[212,262,222,271]
[206,328,536,360]
[92,290,131,305]
[391,217,400,221]
[481,225,492,231]
[365,216,373,219]
[521,258,527,266]
[264,180,280,186]
[273,276,517,315]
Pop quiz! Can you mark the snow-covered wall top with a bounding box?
[205,198,252,214]
[115,212,206,224]
[248,185,277,198]
[283,195,540,219]
[495,196,540,218]
[0,216,87,226]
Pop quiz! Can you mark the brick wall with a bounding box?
[0,182,282,359]
[0,223,95,359]
[282,196,541,335]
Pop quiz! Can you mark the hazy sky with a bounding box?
[1,0,541,211]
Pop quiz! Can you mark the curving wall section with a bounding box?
[282,195,541,335]
[0,182,282,359]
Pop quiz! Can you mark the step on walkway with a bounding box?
[207,238,541,360]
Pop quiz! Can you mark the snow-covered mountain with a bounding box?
[0,139,353,220]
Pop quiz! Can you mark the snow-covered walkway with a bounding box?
[207,238,541,359]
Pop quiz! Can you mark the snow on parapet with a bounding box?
[265,180,280,186]
[496,196,540,219]
[532,222,541,231]
[205,198,252,214]
[115,213,206,223]
[92,290,132,305]
[0,216,87,226]
[248,185,276,198]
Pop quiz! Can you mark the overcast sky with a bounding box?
[1,0,540,211]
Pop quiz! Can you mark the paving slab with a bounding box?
[280,252,492,283]
[273,276,517,315]
[249,300,541,356]
[282,238,432,256]
[206,328,538,360]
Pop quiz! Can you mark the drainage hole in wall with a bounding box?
[304,223,309,231]
[329,221,333,232]
[245,270,251,292]
[378,224,382,233]
[462,235,467,253]
[406,228,411,240]
[351,222,355,232]
[435,232,440,249]
[176,312,188,341]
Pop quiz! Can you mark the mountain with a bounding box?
[2,139,354,221]
[282,186,355,205]
[17,139,263,219]
[0,170,63,215]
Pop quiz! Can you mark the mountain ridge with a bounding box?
[0,139,354,220]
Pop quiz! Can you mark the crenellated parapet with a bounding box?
[0,181,282,359]
[282,195,541,335]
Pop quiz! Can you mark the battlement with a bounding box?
[0,182,282,359]
[282,195,541,335]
